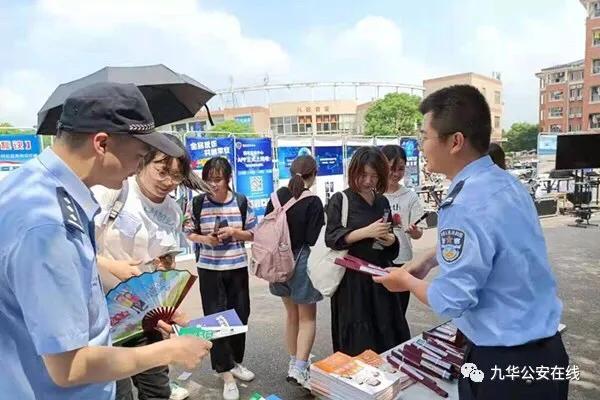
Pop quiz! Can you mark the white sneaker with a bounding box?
[288,358,295,376]
[288,366,311,390]
[169,382,189,400]
[222,381,239,400]
[230,363,255,382]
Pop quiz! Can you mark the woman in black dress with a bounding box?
[325,146,411,356]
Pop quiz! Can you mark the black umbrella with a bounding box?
[37,64,215,134]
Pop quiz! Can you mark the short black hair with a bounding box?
[381,144,407,169]
[488,142,506,170]
[419,85,492,154]
[202,156,233,182]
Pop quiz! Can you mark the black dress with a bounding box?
[325,189,411,356]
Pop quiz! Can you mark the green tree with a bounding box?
[206,120,255,137]
[503,122,539,152]
[364,93,423,136]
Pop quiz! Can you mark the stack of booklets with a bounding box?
[333,255,389,277]
[309,350,413,400]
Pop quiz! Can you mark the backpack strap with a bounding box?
[271,191,282,209]
[282,189,316,213]
[107,179,130,223]
[235,193,248,230]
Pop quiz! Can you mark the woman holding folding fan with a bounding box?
[94,133,208,400]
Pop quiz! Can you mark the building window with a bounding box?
[550,125,562,133]
[540,93,545,104]
[593,2,600,18]
[594,31,600,46]
[494,116,500,129]
[338,114,356,132]
[592,86,600,102]
[315,114,339,133]
[570,86,583,100]
[540,110,544,121]
[569,70,583,81]
[172,123,187,132]
[590,113,600,128]
[271,116,308,135]
[593,60,600,75]
[550,91,563,101]
[549,107,563,118]
[550,72,565,83]
[494,91,501,104]
[569,106,582,117]
[569,124,581,132]
[540,78,546,89]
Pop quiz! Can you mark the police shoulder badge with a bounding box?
[439,229,465,263]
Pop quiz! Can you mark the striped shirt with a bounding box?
[196,193,257,271]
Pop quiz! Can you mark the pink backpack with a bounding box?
[250,190,316,283]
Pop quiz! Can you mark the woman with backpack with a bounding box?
[94,134,209,400]
[186,156,258,400]
[264,155,325,389]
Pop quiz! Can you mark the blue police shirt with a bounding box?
[427,155,562,346]
[0,149,115,399]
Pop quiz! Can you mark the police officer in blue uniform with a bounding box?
[0,82,212,400]
[375,85,569,400]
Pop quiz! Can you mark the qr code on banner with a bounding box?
[250,176,263,193]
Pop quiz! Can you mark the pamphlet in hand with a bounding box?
[174,309,248,340]
[334,255,390,277]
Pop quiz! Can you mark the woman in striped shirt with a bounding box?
[187,157,257,400]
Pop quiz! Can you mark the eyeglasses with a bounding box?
[152,165,184,184]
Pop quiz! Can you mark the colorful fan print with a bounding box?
[106,269,196,345]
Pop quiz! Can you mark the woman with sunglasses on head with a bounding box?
[94,134,210,400]
[186,156,258,400]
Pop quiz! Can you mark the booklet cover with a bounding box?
[174,309,248,340]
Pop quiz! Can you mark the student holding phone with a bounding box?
[186,157,258,400]
[94,133,210,400]
[325,146,410,356]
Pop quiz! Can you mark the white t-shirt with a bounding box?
[384,186,425,264]
[92,176,183,291]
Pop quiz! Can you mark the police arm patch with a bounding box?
[439,229,465,263]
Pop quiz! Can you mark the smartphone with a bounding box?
[217,219,231,244]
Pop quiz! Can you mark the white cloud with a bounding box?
[458,0,585,127]
[0,0,291,126]
[0,70,54,126]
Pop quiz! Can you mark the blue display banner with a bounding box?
[0,134,42,163]
[345,145,366,162]
[276,146,313,179]
[186,137,235,170]
[537,134,557,156]
[315,146,343,176]
[400,138,420,188]
[235,138,274,218]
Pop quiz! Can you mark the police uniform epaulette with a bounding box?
[56,187,85,233]
[439,180,465,209]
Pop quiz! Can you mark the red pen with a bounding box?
[387,355,449,398]
[392,349,454,381]
[415,339,464,367]
[428,337,465,357]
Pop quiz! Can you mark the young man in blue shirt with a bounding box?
[375,85,568,400]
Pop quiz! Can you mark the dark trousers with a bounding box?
[459,333,569,400]
[115,366,170,400]
[198,267,251,373]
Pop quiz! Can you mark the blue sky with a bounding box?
[0,0,586,128]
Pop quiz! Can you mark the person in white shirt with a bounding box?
[381,145,425,317]
[94,134,209,400]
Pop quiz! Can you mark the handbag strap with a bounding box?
[340,191,349,227]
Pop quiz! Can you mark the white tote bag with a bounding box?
[308,192,348,297]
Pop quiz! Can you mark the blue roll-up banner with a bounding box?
[315,146,343,176]
[400,137,420,188]
[276,146,313,180]
[0,134,42,163]
[235,138,274,218]
[186,137,235,171]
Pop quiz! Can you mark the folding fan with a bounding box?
[106,269,196,345]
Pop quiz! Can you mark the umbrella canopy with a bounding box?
[37,64,215,134]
